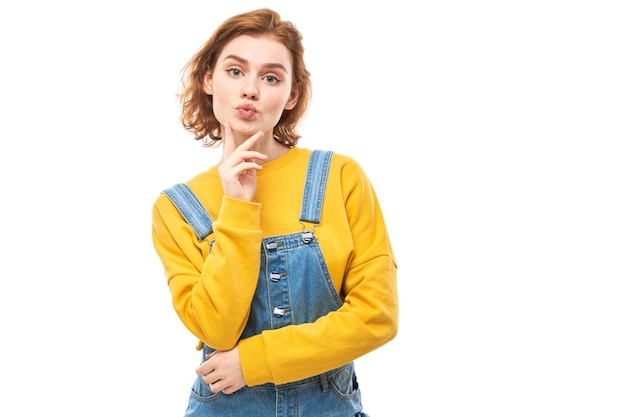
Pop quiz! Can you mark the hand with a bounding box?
[196,346,246,395]
[218,123,267,201]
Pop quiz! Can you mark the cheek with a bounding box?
[209,89,230,123]
[267,90,293,111]
[266,96,291,122]
[211,81,232,103]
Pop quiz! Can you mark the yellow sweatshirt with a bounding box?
[152,147,398,386]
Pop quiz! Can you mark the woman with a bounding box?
[151,8,398,416]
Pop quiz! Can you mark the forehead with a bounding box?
[217,34,293,71]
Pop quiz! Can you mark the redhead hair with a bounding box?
[178,8,311,147]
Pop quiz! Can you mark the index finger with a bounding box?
[239,130,264,151]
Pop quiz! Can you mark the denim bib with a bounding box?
[163,150,368,417]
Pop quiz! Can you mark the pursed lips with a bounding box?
[236,104,257,119]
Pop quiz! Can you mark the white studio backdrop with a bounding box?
[0,1,624,416]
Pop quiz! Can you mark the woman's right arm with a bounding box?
[151,193,263,350]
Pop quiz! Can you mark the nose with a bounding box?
[241,80,259,100]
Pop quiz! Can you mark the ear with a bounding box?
[284,87,299,110]
[202,71,213,95]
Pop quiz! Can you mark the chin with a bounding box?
[232,122,262,137]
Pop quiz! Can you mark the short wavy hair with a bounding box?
[178,8,311,148]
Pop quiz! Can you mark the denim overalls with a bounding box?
[163,150,369,417]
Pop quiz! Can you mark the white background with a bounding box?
[1,1,624,416]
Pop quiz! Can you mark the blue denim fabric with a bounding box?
[166,151,368,416]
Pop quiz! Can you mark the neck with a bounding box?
[253,136,291,163]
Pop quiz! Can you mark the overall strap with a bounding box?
[299,150,334,224]
[162,183,213,240]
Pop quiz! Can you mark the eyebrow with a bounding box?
[221,54,288,73]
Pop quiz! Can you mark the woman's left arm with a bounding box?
[237,155,399,386]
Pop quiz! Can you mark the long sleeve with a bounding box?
[237,153,399,385]
[152,193,264,350]
[151,148,398,386]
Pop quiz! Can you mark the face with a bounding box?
[204,35,299,141]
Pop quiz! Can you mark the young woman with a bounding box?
[151,8,398,416]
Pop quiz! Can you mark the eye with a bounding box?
[264,75,281,84]
[227,68,243,77]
